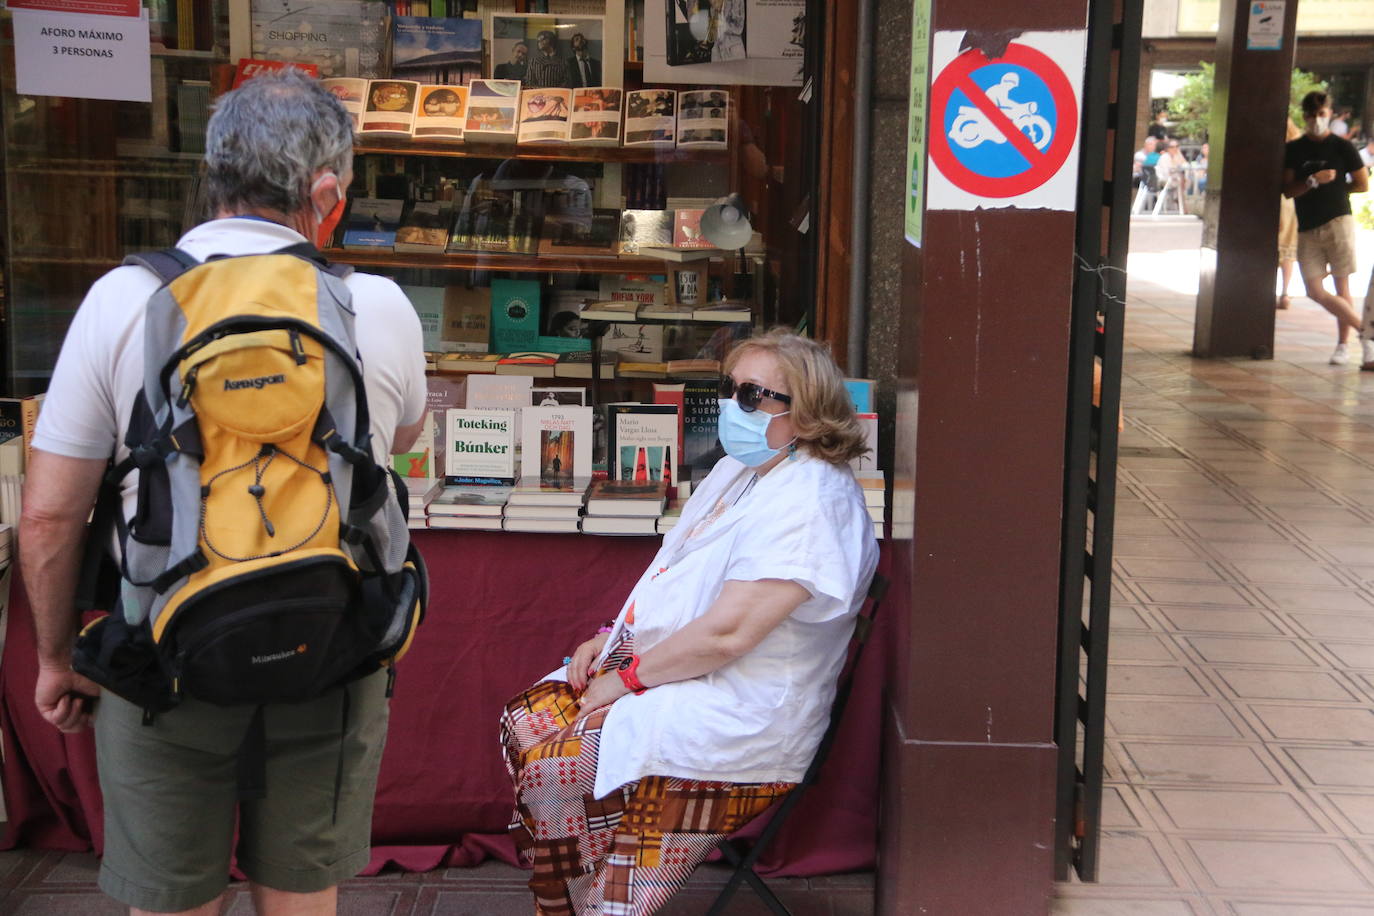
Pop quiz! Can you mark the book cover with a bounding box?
[652,381,685,466]
[392,16,482,84]
[491,279,542,353]
[0,399,23,445]
[495,352,559,377]
[541,288,594,340]
[393,411,436,478]
[464,79,520,142]
[616,209,674,255]
[623,89,676,147]
[322,77,368,131]
[413,85,469,140]
[539,204,620,257]
[570,87,622,144]
[399,285,445,351]
[598,273,666,310]
[467,375,533,411]
[682,378,722,478]
[395,201,452,253]
[250,0,388,78]
[20,394,44,471]
[676,89,729,149]
[585,478,668,516]
[520,405,593,483]
[342,197,404,249]
[518,88,572,144]
[446,408,517,482]
[428,483,512,516]
[233,58,319,89]
[607,403,677,485]
[442,286,491,353]
[426,375,466,477]
[671,209,714,249]
[360,80,420,136]
[849,412,879,474]
[844,378,875,414]
[601,322,664,362]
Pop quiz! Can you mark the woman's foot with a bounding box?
[1277,295,1291,310]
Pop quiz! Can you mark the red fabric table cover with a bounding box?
[1,530,891,876]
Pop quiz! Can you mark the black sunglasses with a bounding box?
[718,376,792,412]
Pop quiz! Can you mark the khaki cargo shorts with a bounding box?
[1297,214,1357,285]
[94,669,390,913]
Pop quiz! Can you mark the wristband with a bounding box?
[617,654,648,694]
[1307,174,1320,189]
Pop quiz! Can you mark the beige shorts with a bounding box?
[1297,214,1357,284]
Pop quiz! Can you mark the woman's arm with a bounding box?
[576,577,810,717]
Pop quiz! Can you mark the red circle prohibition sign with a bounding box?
[929,43,1079,198]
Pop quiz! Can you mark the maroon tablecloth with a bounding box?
[1,530,892,877]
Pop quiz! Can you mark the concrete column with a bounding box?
[1192,0,1298,358]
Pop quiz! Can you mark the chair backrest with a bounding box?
[797,572,889,786]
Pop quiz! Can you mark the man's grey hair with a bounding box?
[204,69,354,217]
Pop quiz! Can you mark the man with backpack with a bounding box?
[20,70,427,915]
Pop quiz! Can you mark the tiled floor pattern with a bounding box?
[1054,220,1374,914]
[6,220,1374,914]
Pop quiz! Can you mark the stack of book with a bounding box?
[427,484,511,530]
[857,471,885,540]
[501,476,589,534]
[400,477,443,529]
[656,497,685,535]
[581,479,668,535]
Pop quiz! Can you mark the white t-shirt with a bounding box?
[33,218,427,519]
[559,451,879,799]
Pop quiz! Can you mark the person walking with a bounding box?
[1282,91,1369,366]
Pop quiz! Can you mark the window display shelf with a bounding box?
[352,138,728,165]
[324,248,676,275]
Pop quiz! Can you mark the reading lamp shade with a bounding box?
[700,194,753,250]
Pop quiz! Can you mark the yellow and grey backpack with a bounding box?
[75,243,426,718]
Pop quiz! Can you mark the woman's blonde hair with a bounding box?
[723,328,869,465]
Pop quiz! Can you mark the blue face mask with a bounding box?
[717,398,793,467]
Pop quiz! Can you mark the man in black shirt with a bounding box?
[1283,91,1369,367]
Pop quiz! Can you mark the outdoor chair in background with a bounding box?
[705,572,891,916]
[1151,162,1189,215]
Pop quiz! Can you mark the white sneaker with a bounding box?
[1330,344,1350,366]
[1362,339,1374,371]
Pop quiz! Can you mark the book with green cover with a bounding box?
[491,279,541,353]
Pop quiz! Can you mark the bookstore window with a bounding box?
[0,0,831,487]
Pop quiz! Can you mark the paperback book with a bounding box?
[413,84,470,140]
[428,484,512,516]
[539,203,620,257]
[601,323,664,363]
[464,79,521,142]
[676,89,729,149]
[441,285,491,353]
[517,88,572,144]
[250,0,388,78]
[394,201,452,253]
[582,515,658,535]
[399,285,445,351]
[322,77,367,130]
[359,80,420,136]
[520,405,593,483]
[506,475,592,506]
[495,352,560,377]
[624,89,676,147]
[490,279,542,352]
[607,403,678,486]
[585,478,669,516]
[445,408,517,483]
[570,87,623,144]
[342,198,405,249]
[426,375,466,478]
[616,209,674,255]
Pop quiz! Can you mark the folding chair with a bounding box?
[705,573,890,916]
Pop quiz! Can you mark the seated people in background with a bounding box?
[501,329,878,916]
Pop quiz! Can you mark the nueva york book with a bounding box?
[445,408,516,484]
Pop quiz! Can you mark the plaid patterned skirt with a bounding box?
[500,635,794,916]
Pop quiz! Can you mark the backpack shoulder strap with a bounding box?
[122,247,201,284]
[272,242,354,279]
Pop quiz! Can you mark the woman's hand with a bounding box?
[566,632,609,692]
[576,669,629,719]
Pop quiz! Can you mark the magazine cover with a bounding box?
[392,16,482,84]
[250,0,388,78]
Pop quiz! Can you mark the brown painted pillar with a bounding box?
[877,1,1086,912]
[1193,0,1299,358]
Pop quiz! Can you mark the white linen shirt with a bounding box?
[32,217,428,522]
[576,451,879,800]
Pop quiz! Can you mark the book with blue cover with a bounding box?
[392,16,482,84]
[341,197,404,250]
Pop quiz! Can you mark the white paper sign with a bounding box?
[925,29,1087,212]
[13,8,152,103]
[1247,0,1285,50]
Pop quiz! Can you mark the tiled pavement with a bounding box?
[1054,219,1374,915]
[5,219,1374,914]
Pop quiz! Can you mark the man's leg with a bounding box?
[250,884,337,915]
[1297,228,1361,347]
[1299,273,1361,340]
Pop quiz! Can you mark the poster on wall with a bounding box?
[489,14,614,89]
[924,29,1087,212]
[1246,0,1285,49]
[12,7,151,102]
[644,0,803,87]
[904,0,931,246]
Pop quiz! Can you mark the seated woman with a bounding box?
[500,329,879,916]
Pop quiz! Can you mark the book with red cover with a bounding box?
[672,209,713,249]
[232,59,319,88]
[495,352,559,377]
